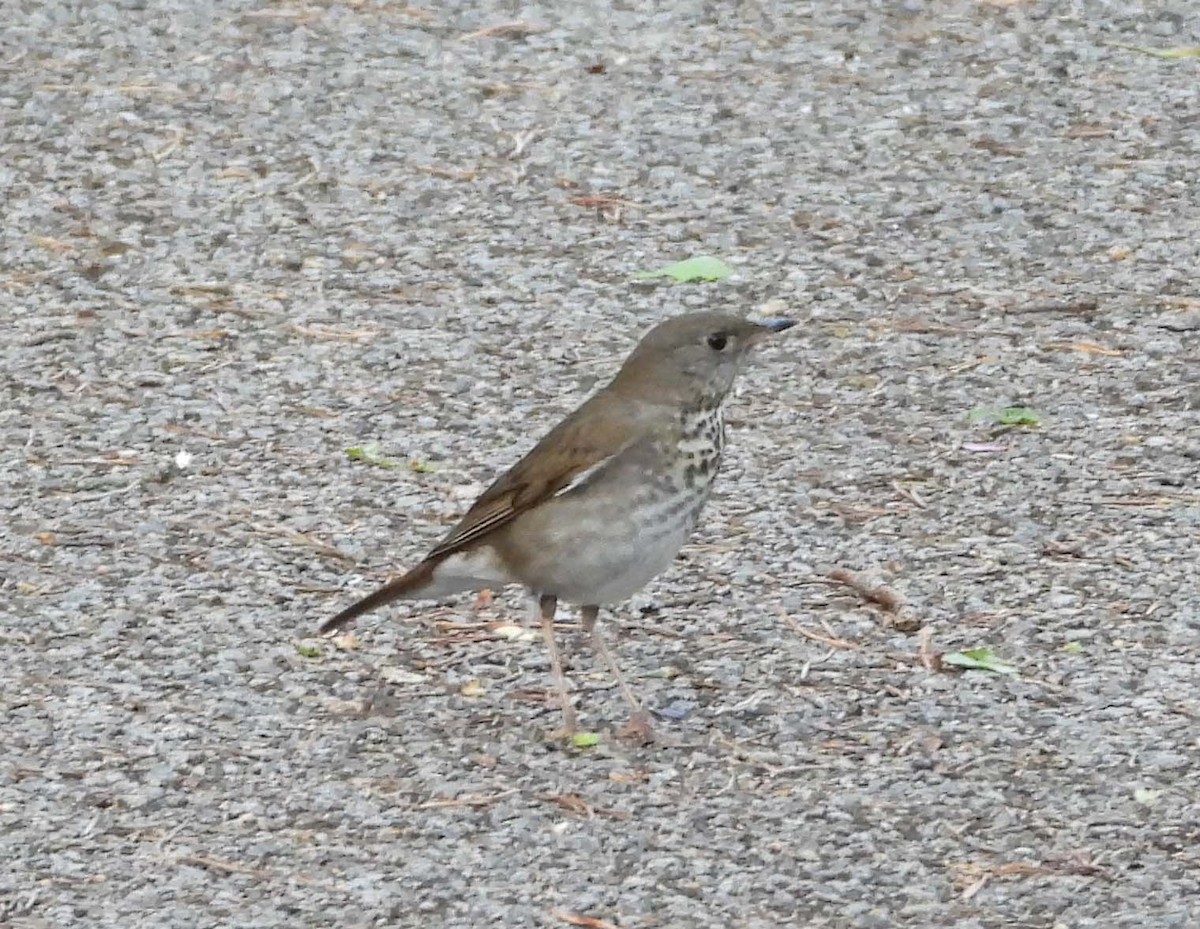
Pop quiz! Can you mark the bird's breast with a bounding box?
[494,405,727,604]
[629,404,726,528]
[673,404,726,489]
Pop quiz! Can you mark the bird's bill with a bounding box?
[752,317,797,339]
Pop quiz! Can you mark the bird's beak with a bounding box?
[753,318,796,339]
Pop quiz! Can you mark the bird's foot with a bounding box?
[545,705,580,744]
[546,723,578,743]
[617,709,656,745]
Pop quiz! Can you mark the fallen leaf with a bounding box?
[345,445,399,469]
[550,910,619,929]
[460,680,486,698]
[1106,42,1200,60]
[493,624,540,643]
[943,648,1018,675]
[633,255,733,283]
[968,406,1042,427]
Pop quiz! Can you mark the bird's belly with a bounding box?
[501,484,710,605]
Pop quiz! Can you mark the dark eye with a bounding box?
[707,332,728,351]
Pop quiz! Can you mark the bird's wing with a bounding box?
[425,394,641,560]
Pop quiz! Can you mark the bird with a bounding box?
[320,311,795,740]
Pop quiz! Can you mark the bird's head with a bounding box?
[612,312,795,407]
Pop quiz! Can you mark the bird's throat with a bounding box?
[674,403,726,492]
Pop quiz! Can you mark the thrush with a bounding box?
[320,311,795,740]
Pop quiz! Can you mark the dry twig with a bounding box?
[416,789,519,810]
[826,568,906,613]
[176,854,270,877]
[461,22,547,41]
[550,911,620,929]
[780,610,861,651]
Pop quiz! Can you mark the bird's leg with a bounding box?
[538,594,578,738]
[581,605,654,743]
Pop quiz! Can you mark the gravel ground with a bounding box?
[3,1,1199,926]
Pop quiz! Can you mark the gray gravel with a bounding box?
[3,1,1199,926]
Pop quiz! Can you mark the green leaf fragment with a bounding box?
[572,732,601,748]
[345,445,399,469]
[943,648,1018,675]
[634,256,733,283]
[968,406,1042,427]
[296,644,322,659]
[1153,47,1200,59]
[1107,42,1200,60]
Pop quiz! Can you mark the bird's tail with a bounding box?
[317,559,437,636]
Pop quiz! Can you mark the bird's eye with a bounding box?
[706,332,728,351]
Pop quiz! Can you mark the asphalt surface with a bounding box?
[2,1,1199,927]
